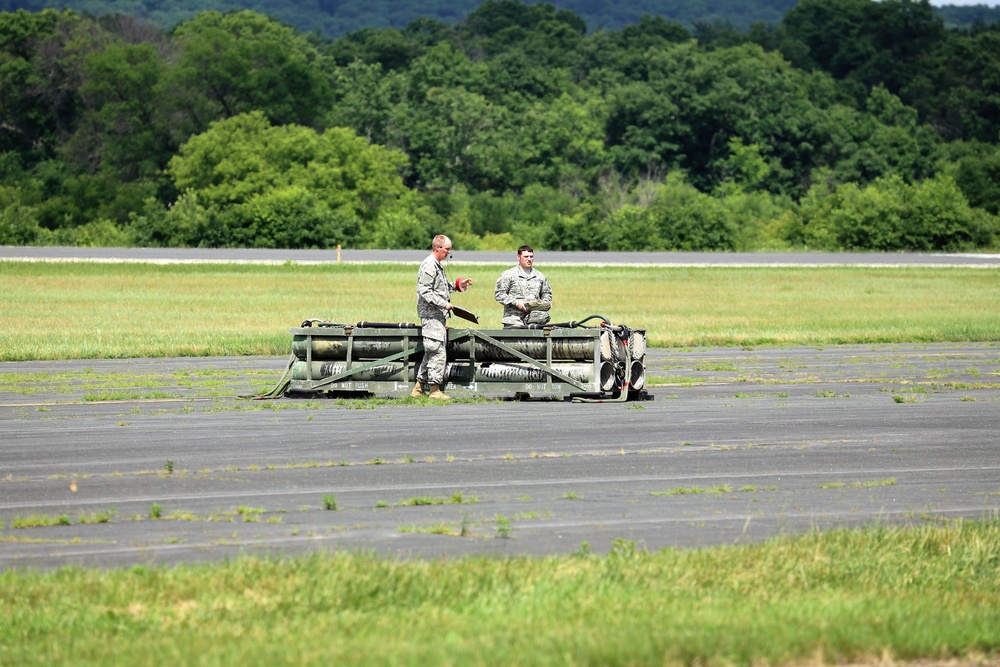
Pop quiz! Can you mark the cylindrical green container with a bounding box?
[291,360,607,385]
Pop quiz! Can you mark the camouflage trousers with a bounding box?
[417,318,447,386]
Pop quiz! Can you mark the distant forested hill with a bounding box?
[935,3,1000,28]
[0,0,834,37]
[5,0,996,40]
[4,0,996,39]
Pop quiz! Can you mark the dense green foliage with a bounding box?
[2,0,1000,251]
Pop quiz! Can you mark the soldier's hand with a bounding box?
[517,302,527,311]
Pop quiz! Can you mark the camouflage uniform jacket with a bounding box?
[494,266,552,326]
[416,253,455,342]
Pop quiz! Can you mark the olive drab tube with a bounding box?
[283,319,652,402]
[291,360,608,385]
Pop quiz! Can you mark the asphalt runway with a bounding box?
[2,343,998,570]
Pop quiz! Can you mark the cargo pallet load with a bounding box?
[262,315,651,403]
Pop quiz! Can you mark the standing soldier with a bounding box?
[412,234,472,400]
[494,245,552,328]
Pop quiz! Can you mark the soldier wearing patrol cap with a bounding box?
[412,234,472,400]
[494,245,552,328]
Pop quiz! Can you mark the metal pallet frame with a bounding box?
[284,323,647,402]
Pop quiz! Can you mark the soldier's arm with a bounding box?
[494,273,516,305]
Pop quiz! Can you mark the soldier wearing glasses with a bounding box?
[412,235,472,400]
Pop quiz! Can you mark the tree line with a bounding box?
[6,0,997,41]
[0,0,811,40]
[2,0,999,252]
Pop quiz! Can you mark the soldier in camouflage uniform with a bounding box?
[412,235,472,400]
[494,245,552,328]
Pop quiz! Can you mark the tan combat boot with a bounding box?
[427,385,451,400]
[409,382,425,398]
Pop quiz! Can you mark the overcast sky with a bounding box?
[928,0,1000,5]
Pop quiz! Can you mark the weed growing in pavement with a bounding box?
[233,506,264,522]
[398,523,457,535]
[78,509,116,524]
[934,382,1000,390]
[651,485,733,496]
[652,376,702,385]
[83,390,174,401]
[11,514,72,528]
[854,477,896,488]
[397,492,478,507]
[818,478,895,489]
[694,362,738,372]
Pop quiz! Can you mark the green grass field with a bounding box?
[2,261,998,360]
[2,522,999,666]
[2,260,1000,666]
